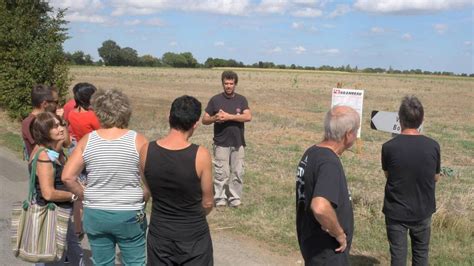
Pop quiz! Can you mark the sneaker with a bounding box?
[229,199,241,208]
[215,200,227,207]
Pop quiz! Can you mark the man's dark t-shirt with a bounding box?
[382,134,440,221]
[204,93,249,147]
[21,113,36,158]
[296,146,353,264]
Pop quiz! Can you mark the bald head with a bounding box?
[324,106,360,142]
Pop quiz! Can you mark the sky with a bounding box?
[49,0,474,74]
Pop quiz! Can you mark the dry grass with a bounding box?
[2,66,473,264]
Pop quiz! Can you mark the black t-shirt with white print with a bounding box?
[296,145,353,264]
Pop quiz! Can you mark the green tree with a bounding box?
[0,0,70,119]
[181,52,198,68]
[162,52,188,68]
[68,51,93,65]
[119,47,139,66]
[98,40,122,66]
[139,55,161,67]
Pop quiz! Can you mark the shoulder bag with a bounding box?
[11,148,72,262]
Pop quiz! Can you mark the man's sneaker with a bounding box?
[229,199,241,208]
[215,200,227,207]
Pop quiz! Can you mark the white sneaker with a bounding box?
[216,200,227,207]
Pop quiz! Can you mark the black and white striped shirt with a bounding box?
[82,130,144,210]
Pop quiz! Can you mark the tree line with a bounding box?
[1,0,472,120]
[67,40,473,77]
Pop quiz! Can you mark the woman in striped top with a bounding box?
[62,89,149,265]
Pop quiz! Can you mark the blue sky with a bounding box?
[50,0,473,74]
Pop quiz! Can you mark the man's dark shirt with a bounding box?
[205,93,249,147]
[296,146,353,263]
[21,113,36,158]
[382,134,441,221]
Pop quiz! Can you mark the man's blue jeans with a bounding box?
[385,216,431,266]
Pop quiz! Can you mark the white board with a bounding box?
[331,88,364,138]
[370,110,423,134]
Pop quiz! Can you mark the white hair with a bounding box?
[323,106,360,142]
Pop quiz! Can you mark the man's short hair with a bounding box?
[399,95,424,129]
[169,95,202,131]
[92,89,131,129]
[31,84,54,108]
[221,70,238,85]
[323,106,360,142]
[73,82,97,110]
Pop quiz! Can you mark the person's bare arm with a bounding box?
[61,135,88,200]
[36,151,74,202]
[202,112,218,125]
[217,109,252,123]
[196,146,214,215]
[434,174,441,182]
[139,142,151,203]
[311,196,347,253]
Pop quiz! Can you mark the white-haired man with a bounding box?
[296,105,359,265]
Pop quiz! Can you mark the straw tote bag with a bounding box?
[11,148,72,263]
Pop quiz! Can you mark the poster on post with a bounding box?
[331,88,364,138]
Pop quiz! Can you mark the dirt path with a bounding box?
[0,146,302,265]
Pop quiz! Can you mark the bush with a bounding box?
[0,1,70,120]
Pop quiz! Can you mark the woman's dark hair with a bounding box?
[398,95,424,129]
[30,112,62,147]
[73,82,97,110]
[169,95,202,131]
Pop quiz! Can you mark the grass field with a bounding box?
[2,66,473,265]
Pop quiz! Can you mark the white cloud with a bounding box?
[124,19,141,26]
[401,33,412,40]
[214,41,225,47]
[145,18,165,26]
[292,22,304,29]
[256,0,290,14]
[464,41,472,46]
[309,25,319,32]
[323,24,336,28]
[328,4,351,18]
[371,27,386,34]
[50,0,104,12]
[66,12,109,24]
[291,7,323,17]
[316,48,340,55]
[50,0,110,24]
[110,0,250,16]
[293,46,306,54]
[268,46,282,53]
[354,0,472,14]
[169,41,178,46]
[181,0,250,15]
[292,0,319,4]
[78,28,91,33]
[434,24,448,34]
